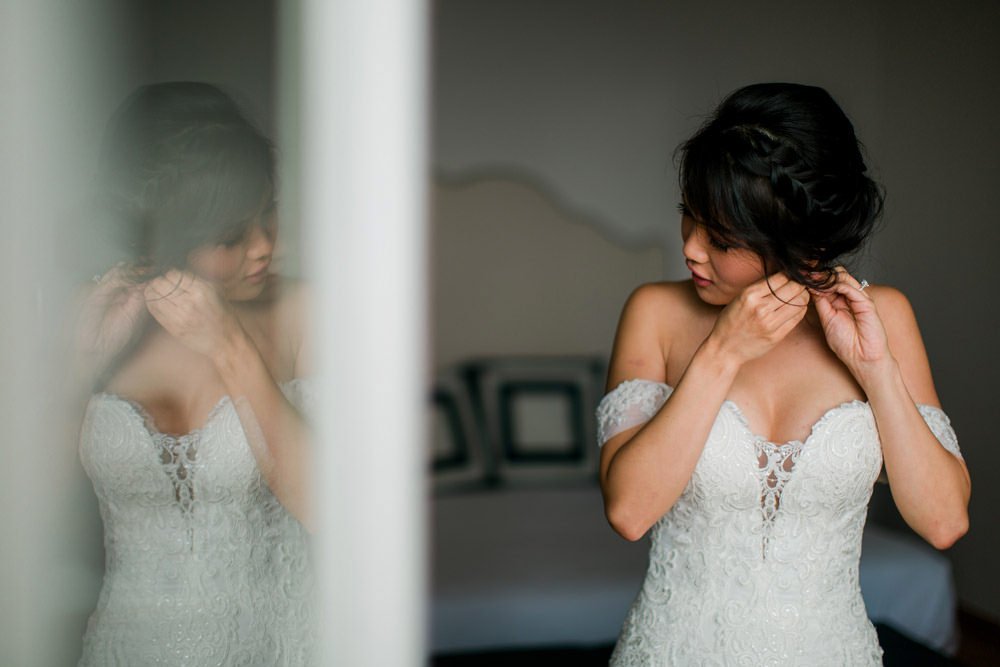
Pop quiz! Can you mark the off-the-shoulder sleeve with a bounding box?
[281,378,315,415]
[596,379,673,447]
[917,404,963,461]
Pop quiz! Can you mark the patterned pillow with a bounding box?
[431,369,489,492]
[461,356,605,486]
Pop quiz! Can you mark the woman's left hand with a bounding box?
[144,270,245,361]
[811,268,893,381]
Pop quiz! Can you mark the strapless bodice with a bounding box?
[78,380,315,666]
[597,379,961,666]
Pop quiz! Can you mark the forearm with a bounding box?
[602,338,739,539]
[213,332,313,529]
[862,361,970,548]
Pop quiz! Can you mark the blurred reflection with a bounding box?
[73,82,315,665]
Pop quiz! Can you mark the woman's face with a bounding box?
[187,205,277,302]
[681,212,764,306]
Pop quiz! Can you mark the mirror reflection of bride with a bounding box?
[73,82,315,665]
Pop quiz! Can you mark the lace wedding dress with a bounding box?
[597,379,962,667]
[78,379,315,666]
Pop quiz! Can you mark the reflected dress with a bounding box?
[597,379,962,666]
[78,379,314,666]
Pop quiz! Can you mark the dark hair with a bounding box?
[677,82,883,288]
[99,82,275,277]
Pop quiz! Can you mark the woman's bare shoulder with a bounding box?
[867,284,941,406]
[609,280,709,387]
[867,284,918,339]
[619,280,711,333]
[253,275,309,318]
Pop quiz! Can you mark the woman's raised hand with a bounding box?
[144,270,245,361]
[811,268,891,380]
[709,273,811,366]
[75,264,150,372]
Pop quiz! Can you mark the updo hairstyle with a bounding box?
[99,82,275,279]
[677,82,883,289]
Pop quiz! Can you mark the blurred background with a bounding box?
[2,0,997,664]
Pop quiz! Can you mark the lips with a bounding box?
[246,264,270,284]
[688,264,712,287]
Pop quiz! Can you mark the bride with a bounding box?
[74,82,315,665]
[598,83,970,664]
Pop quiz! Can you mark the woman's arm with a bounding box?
[601,276,810,540]
[145,272,314,529]
[813,274,969,549]
[68,266,151,420]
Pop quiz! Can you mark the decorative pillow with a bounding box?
[431,369,489,492]
[462,356,605,485]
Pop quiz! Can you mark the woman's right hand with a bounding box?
[74,264,150,374]
[706,273,810,366]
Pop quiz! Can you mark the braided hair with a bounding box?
[677,83,883,289]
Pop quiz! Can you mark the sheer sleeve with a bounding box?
[596,379,673,447]
[280,377,315,415]
[917,404,963,461]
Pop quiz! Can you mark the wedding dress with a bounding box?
[597,379,962,667]
[78,379,314,666]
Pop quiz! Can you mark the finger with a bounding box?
[761,272,791,291]
[748,272,790,301]
[773,294,811,334]
[161,270,195,293]
[825,279,872,307]
[830,266,865,290]
[145,273,188,301]
[767,278,809,310]
[813,290,833,319]
[772,277,808,300]
[143,278,169,301]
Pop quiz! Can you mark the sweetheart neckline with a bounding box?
[613,378,871,448]
[91,378,306,440]
[721,397,870,448]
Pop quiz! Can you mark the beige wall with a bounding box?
[433,177,663,368]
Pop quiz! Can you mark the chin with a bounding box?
[693,284,733,307]
[224,283,266,302]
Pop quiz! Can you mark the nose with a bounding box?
[682,222,709,264]
[245,221,275,261]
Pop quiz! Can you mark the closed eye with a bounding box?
[708,235,732,251]
[219,227,248,248]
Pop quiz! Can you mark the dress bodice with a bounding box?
[597,379,961,667]
[78,379,315,666]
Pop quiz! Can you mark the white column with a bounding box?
[299,1,429,665]
[0,1,115,665]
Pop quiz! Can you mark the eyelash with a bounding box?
[678,202,732,251]
[220,229,247,248]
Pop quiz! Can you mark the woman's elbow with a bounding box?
[604,498,652,542]
[925,513,969,550]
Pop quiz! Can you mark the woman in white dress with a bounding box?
[74,82,315,665]
[598,83,970,665]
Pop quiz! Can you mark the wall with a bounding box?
[433,177,663,368]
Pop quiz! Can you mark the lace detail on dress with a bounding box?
[755,439,804,557]
[596,380,968,666]
[596,379,672,445]
[919,404,963,460]
[78,379,316,666]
